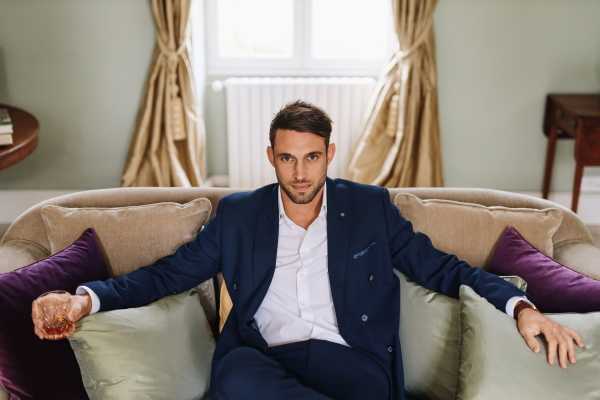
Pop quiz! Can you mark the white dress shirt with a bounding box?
[78,185,531,326]
[253,184,349,347]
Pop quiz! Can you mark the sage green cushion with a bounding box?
[68,290,215,400]
[398,272,527,400]
[457,285,600,400]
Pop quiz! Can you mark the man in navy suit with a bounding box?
[34,101,584,399]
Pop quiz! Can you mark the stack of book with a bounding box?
[0,108,14,146]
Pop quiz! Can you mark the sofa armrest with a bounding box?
[554,242,600,281]
[0,239,50,274]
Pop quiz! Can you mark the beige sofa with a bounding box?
[1,186,599,399]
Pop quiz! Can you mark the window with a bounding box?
[202,0,396,76]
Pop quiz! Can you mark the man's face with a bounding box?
[267,129,335,205]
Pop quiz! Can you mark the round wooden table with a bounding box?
[0,104,39,170]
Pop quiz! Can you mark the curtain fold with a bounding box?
[121,0,206,187]
[346,0,443,188]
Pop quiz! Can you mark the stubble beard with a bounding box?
[279,174,326,205]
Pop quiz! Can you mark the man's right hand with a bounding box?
[32,292,92,340]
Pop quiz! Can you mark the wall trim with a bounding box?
[1,190,75,225]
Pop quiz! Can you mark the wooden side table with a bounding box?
[542,94,600,213]
[0,105,39,171]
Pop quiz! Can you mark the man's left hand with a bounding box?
[517,308,585,368]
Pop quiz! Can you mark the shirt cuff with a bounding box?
[505,296,534,318]
[76,286,101,314]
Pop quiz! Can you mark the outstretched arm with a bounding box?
[382,189,584,367]
[82,197,226,312]
[382,189,524,312]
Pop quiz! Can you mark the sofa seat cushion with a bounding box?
[457,285,600,400]
[69,290,215,400]
[393,193,562,267]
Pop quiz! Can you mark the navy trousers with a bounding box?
[212,339,391,399]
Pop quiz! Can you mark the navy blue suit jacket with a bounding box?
[86,178,526,399]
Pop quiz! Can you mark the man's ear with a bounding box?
[326,143,336,166]
[267,146,275,167]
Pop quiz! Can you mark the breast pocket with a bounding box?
[351,241,377,260]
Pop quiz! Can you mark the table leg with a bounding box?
[572,162,584,213]
[542,127,558,199]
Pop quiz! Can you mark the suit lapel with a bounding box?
[247,184,279,318]
[326,177,350,331]
[246,178,350,331]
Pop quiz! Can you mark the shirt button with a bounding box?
[387,345,393,353]
[361,314,368,322]
[368,273,374,282]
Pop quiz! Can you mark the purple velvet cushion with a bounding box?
[0,228,110,399]
[488,226,600,313]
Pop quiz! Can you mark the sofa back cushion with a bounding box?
[40,198,211,277]
[393,193,562,267]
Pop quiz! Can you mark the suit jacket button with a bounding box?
[387,345,393,353]
[340,212,345,217]
[361,314,368,322]
[232,282,238,291]
[368,273,374,282]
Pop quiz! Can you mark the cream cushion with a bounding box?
[393,193,562,267]
[40,198,212,276]
[69,290,215,400]
[457,285,600,400]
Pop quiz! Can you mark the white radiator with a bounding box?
[221,77,376,188]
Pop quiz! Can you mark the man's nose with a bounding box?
[294,160,307,181]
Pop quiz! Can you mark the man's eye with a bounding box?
[307,154,319,161]
[280,156,292,162]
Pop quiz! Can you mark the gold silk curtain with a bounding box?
[121,0,206,187]
[346,0,443,187]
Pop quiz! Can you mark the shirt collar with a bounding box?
[278,183,327,222]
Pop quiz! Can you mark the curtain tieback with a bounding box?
[157,36,186,67]
[155,35,200,135]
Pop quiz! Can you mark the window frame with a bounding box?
[201,0,396,77]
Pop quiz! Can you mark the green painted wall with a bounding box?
[1,0,599,191]
[0,0,154,189]
[435,0,600,190]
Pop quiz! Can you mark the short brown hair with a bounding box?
[269,100,332,148]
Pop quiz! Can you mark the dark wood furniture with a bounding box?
[542,94,600,213]
[0,104,39,170]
